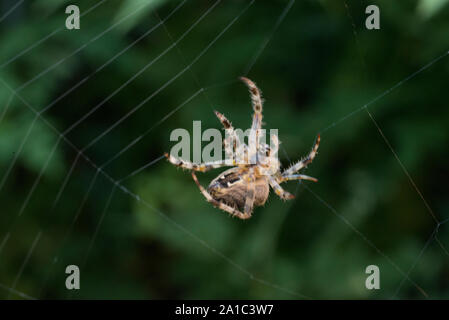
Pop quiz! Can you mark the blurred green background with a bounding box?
[0,0,448,299]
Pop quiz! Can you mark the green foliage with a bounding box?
[0,0,448,299]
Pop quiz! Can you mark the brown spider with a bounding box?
[165,77,320,219]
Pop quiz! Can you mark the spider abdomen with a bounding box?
[208,168,269,210]
[254,182,270,206]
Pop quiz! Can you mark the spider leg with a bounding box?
[269,176,295,200]
[261,133,279,161]
[282,134,320,176]
[164,153,231,172]
[279,174,318,183]
[191,172,251,219]
[240,77,263,131]
[257,134,280,174]
[214,110,234,131]
[214,111,248,164]
[267,133,279,157]
[240,77,264,166]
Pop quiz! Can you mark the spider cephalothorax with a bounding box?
[165,77,320,219]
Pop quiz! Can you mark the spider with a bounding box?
[164,77,320,219]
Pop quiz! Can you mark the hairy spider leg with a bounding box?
[214,111,248,165]
[240,76,263,131]
[164,153,231,172]
[282,134,320,177]
[264,133,279,160]
[255,134,281,178]
[269,176,295,200]
[240,77,264,164]
[279,174,318,183]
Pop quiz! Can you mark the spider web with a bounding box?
[0,0,448,299]
[338,1,448,298]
